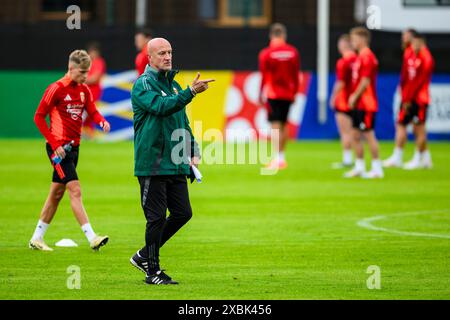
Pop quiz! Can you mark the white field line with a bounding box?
[357,209,450,239]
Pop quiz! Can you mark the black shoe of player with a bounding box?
[145,270,179,285]
[130,251,149,274]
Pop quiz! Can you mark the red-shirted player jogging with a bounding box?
[344,27,384,179]
[329,34,357,168]
[259,23,300,170]
[383,30,434,170]
[29,50,111,251]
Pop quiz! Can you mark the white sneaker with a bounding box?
[29,238,53,251]
[362,170,384,179]
[264,159,288,170]
[332,162,353,169]
[90,235,109,251]
[382,156,402,168]
[343,168,365,178]
[403,160,422,170]
[421,159,433,169]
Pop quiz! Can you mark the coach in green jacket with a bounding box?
[130,37,214,285]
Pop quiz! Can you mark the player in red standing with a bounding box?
[383,31,434,169]
[29,50,111,251]
[383,28,416,168]
[344,27,384,179]
[83,42,107,139]
[329,34,357,168]
[135,29,152,76]
[258,23,300,170]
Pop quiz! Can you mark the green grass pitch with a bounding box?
[0,139,449,299]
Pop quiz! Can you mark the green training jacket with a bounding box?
[131,65,200,176]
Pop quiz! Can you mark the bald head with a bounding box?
[147,38,173,71]
[147,38,170,54]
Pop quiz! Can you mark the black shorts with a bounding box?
[46,143,79,184]
[351,110,376,131]
[267,99,292,123]
[397,102,428,126]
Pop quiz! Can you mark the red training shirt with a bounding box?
[259,39,300,102]
[351,47,379,112]
[335,51,357,112]
[34,74,106,150]
[87,56,106,102]
[401,45,434,106]
[400,45,414,94]
[135,45,149,76]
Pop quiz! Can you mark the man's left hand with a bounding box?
[191,72,215,95]
[348,94,357,110]
[329,95,336,110]
[402,102,411,111]
[258,92,265,107]
[191,156,200,167]
[100,121,111,133]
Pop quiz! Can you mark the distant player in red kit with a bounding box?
[383,30,434,169]
[83,42,107,139]
[329,34,357,168]
[29,50,111,251]
[259,23,300,170]
[135,29,152,76]
[383,28,416,168]
[344,27,384,179]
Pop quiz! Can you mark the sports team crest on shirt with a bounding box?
[173,87,178,95]
[80,92,85,103]
[66,104,83,120]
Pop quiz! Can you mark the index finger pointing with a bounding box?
[200,79,215,83]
